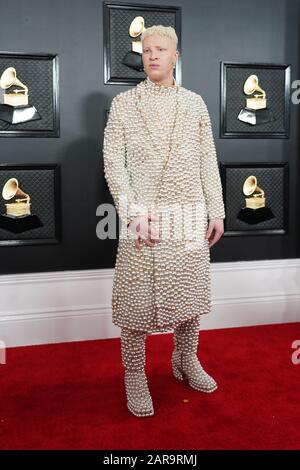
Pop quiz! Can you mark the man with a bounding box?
[103,25,225,417]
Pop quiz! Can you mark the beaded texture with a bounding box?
[121,328,154,417]
[103,76,226,334]
[172,315,218,392]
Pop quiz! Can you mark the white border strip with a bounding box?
[0,259,299,347]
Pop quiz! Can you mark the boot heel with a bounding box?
[172,364,185,380]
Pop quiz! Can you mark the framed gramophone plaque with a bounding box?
[219,162,289,236]
[103,1,182,85]
[0,164,61,246]
[220,62,291,138]
[0,52,59,137]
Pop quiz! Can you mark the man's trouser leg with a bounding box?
[120,327,154,417]
[171,315,218,393]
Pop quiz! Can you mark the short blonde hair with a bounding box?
[140,25,178,48]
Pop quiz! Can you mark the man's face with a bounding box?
[142,34,179,81]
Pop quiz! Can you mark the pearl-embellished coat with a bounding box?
[103,76,225,333]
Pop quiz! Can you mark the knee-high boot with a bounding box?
[120,327,154,417]
[171,315,218,393]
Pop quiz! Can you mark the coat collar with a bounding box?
[141,75,180,95]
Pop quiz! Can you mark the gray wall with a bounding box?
[0,0,299,274]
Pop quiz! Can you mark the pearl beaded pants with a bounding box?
[120,315,201,371]
[173,315,201,354]
[120,327,147,371]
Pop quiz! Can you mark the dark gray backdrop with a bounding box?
[0,0,299,274]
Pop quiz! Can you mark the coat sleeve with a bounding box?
[198,98,226,220]
[103,95,148,227]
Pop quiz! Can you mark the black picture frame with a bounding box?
[0,52,59,137]
[220,62,291,138]
[219,162,289,236]
[103,1,182,85]
[0,163,61,246]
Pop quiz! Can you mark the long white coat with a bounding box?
[103,76,225,333]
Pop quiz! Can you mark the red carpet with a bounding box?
[0,322,299,450]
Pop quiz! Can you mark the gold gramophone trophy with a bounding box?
[243,175,265,209]
[237,175,275,224]
[122,16,146,72]
[237,74,275,125]
[0,67,41,124]
[0,178,42,233]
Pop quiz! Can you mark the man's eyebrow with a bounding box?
[143,45,165,49]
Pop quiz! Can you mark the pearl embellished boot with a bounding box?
[171,316,218,393]
[120,327,154,417]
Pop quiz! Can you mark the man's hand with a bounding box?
[128,213,161,250]
[205,218,224,248]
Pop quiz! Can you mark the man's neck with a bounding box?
[149,75,175,87]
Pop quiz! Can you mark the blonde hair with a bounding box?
[140,25,178,49]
